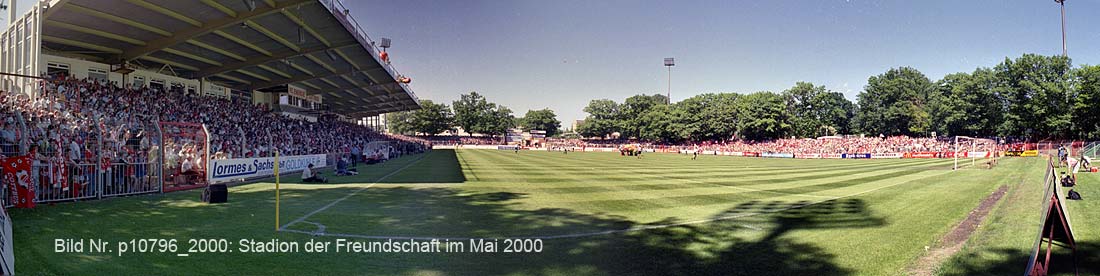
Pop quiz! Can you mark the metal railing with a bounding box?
[32,162,97,203]
[319,0,419,105]
[102,162,161,197]
[1080,141,1099,160]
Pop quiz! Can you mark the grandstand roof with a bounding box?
[37,0,420,117]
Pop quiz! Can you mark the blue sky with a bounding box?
[4,0,1099,124]
[342,0,1099,124]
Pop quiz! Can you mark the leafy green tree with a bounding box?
[521,109,562,137]
[735,92,791,140]
[855,67,935,136]
[994,54,1072,138]
[783,82,822,138]
[618,94,669,139]
[452,92,494,135]
[577,99,620,138]
[928,68,1002,137]
[1072,64,1100,139]
[385,100,455,136]
[411,100,455,136]
[676,93,740,141]
[636,104,693,142]
[782,82,854,138]
[385,110,415,135]
[813,91,855,136]
[484,105,515,137]
[451,92,515,137]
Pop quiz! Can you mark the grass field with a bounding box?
[9,149,1089,275]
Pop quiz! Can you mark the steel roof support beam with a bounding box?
[139,56,199,71]
[240,68,379,90]
[120,0,313,62]
[43,0,72,19]
[125,0,202,26]
[42,35,122,54]
[213,30,272,56]
[244,20,300,52]
[215,73,251,84]
[44,20,146,45]
[63,3,171,36]
[195,42,356,77]
[187,39,247,61]
[281,9,330,47]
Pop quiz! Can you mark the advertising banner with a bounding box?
[209,154,327,183]
[871,153,903,159]
[585,147,617,152]
[743,152,761,157]
[821,153,844,159]
[760,153,795,158]
[844,153,871,159]
[905,152,939,158]
[796,153,822,159]
[1021,150,1039,157]
[966,151,990,158]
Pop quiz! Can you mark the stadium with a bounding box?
[0,0,1098,275]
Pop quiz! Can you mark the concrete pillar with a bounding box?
[8,0,16,25]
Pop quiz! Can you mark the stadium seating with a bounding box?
[0,75,428,205]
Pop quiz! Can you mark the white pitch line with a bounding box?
[278,155,428,231]
[282,169,950,240]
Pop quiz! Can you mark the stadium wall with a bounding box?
[0,1,42,97]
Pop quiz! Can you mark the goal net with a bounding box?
[954,136,998,170]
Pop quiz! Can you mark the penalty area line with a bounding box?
[278,155,428,231]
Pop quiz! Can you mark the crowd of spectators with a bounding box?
[35,75,425,158]
[685,136,976,154]
[546,136,1001,154]
[420,135,500,146]
[0,75,428,200]
[422,134,1002,155]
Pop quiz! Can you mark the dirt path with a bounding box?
[907,185,1009,276]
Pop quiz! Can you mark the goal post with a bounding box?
[954,136,997,170]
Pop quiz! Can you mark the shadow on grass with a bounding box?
[938,241,1099,276]
[11,152,894,275]
[271,185,887,275]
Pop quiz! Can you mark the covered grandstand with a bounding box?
[2,0,420,120]
[0,0,425,205]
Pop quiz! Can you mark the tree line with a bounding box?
[388,54,1100,142]
[577,54,1100,142]
[387,92,562,137]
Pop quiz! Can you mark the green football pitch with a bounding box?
[10,149,1093,275]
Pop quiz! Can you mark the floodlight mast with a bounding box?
[1056,0,1067,57]
[664,58,674,104]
